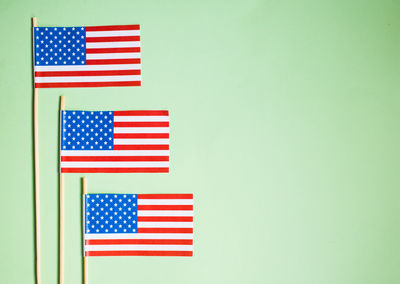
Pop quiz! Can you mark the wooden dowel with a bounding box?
[59,96,65,284]
[32,16,41,284]
[82,178,88,284]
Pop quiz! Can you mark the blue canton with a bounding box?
[61,111,114,150]
[85,194,138,234]
[34,27,86,66]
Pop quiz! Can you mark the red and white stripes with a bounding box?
[84,194,194,257]
[60,110,169,173]
[34,25,141,88]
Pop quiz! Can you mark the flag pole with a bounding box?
[32,16,41,284]
[59,96,65,284]
[82,178,88,284]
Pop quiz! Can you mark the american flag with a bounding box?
[60,110,169,173]
[33,25,141,88]
[84,194,193,257]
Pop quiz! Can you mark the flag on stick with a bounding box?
[61,110,169,173]
[34,25,141,88]
[84,194,194,257]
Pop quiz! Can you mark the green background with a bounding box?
[0,0,399,283]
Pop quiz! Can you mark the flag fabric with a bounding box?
[60,110,169,173]
[84,193,193,257]
[33,25,141,88]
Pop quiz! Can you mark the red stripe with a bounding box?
[86,36,140,42]
[85,251,192,257]
[114,111,169,116]
[138,216,193,222]
[35,70,141,77]
[86,47,140,53]
[86,58,141,65]
[35,81,141,88]
[137,228,193,233]
[114,145,169,150]
[114,121,169,127]
[86,25,140,31]
[61,156,169,162]
[114,133,169,139]
[138,194,193,199]
[61,167,168,173]
[85,239,192,245]
[137,205,193,210]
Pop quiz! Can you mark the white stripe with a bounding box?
[35,75,141,83]
[85,245,192,251]
[61,150,169,156]
[87,42,140,48]
[86,53,140,60]
[60,162,169,168]
[35,64,141,71]
[114,127,169,133]
[114,139,169,145]
[137,211,193,217]
[138,222,193,228]
[114,116,169,122]
[85,233,193,240]
[86,30,140,37]
[137,199,193,205]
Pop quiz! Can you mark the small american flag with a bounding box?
[60,110,169,173]
[33,25,141,88]
[84,194,193,257]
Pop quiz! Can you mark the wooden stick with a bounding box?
[82,178,88,284]
[59,96,65,284]
[32,16,41,284]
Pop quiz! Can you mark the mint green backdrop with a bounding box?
[0,0,399,283]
